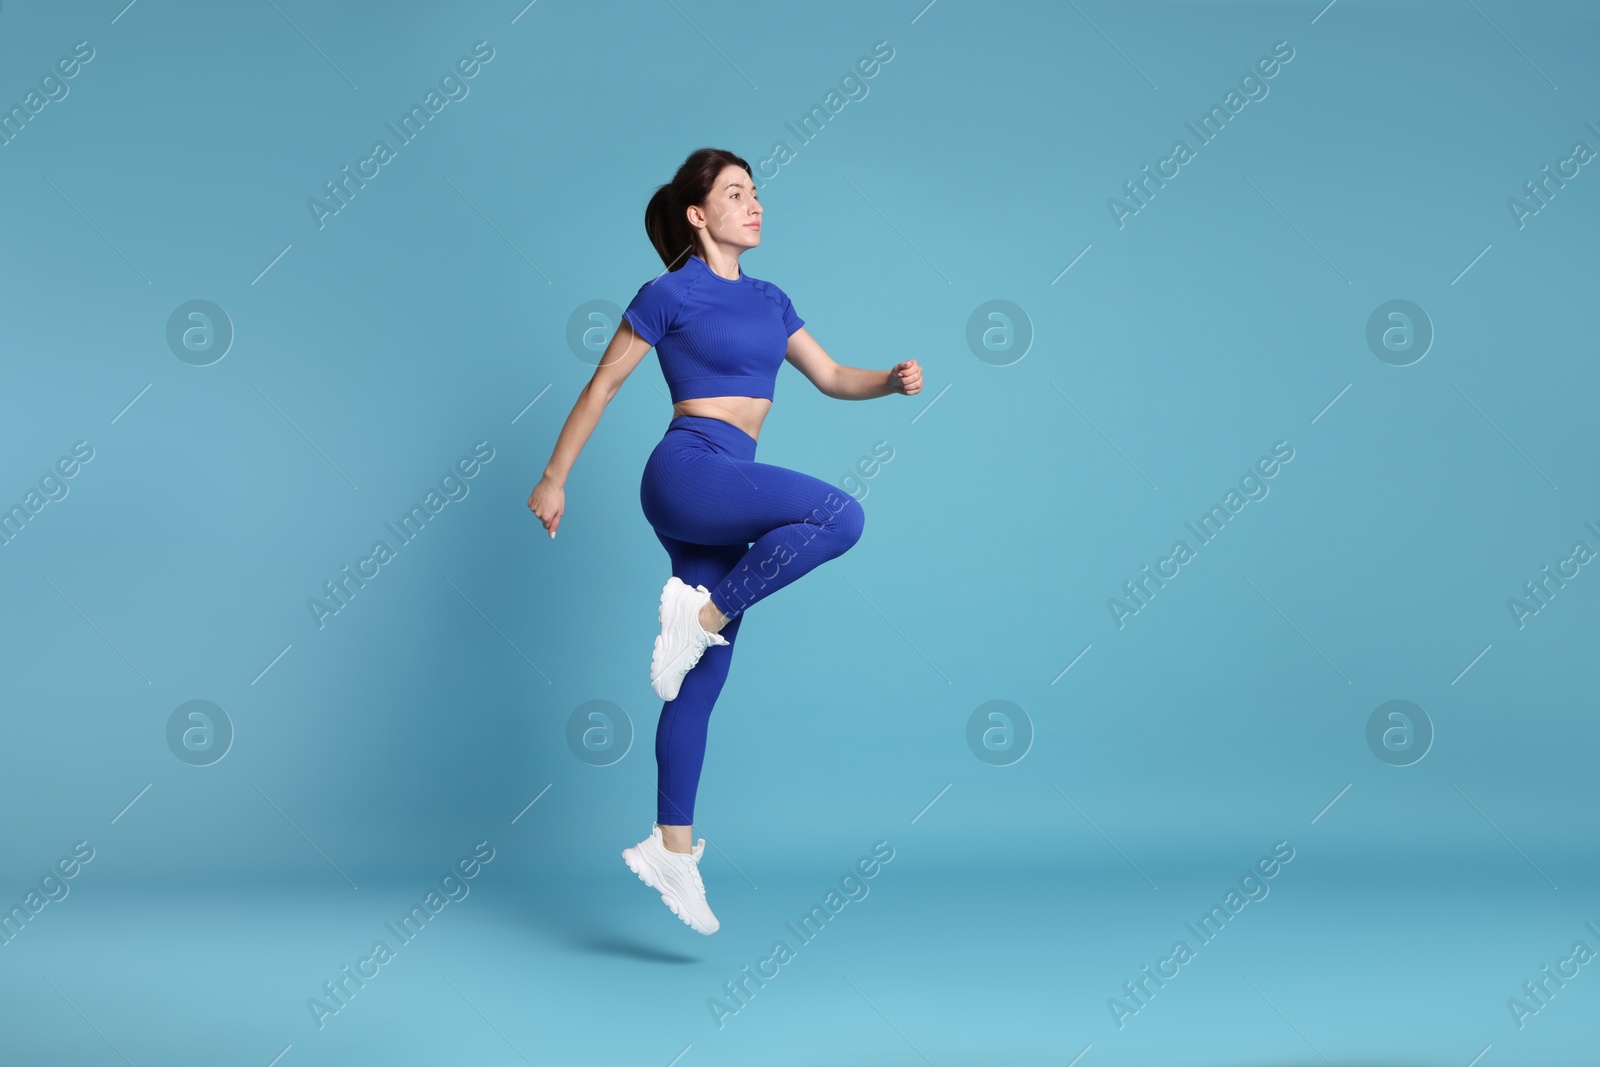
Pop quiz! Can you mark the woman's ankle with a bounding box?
[698,601,727,634]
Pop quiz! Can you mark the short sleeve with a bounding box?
[777,287,804,337]
[621,276,677,347]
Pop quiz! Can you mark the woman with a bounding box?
[527,147,921,935]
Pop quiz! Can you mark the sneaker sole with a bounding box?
[650,579,701,702]
[621,844,718,934]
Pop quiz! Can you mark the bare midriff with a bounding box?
[672,396,772,443]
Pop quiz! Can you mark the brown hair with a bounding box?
[643,147,754,271]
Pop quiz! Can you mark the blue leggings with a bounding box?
[640,413,866,826]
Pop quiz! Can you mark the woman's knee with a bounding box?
[822,489,865,551]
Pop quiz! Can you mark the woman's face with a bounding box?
[690,164,761,253]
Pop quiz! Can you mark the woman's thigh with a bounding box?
[641,434,848,548]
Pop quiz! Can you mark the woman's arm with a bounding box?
[539,380,609,487]
[785,328,922,399]
[540,318,652,485]
[528,319,653,537]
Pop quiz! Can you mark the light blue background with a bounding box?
[1,0,1596,1064]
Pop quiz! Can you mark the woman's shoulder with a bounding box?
[628,261,707,308]
[743,270,797,311]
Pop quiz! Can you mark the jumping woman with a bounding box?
[527,147,922,934]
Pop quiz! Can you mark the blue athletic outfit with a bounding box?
[625,254,866,826]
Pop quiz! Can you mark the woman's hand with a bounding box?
[889,359,922,396]
[528,477,565,538]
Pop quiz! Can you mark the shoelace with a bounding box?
[680,851,705,894]
[664,606,712,674]
[673,628,717,674]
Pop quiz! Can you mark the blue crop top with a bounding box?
[621,254,805,403]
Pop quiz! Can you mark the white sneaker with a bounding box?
[621,825,720,934]
[650,576,729,702]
